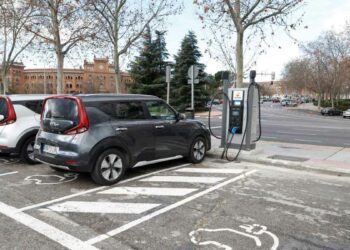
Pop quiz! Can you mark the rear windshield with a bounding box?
[0,98,8,118]
[43,98,79,122]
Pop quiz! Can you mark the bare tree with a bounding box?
[29,0,95,94]
[0,0,35,94]
[90,0,182,93]
[196,0,304,87]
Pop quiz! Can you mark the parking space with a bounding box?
[1,156,350,249]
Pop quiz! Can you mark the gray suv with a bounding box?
[34,94,211,185]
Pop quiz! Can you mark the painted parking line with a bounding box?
[19,163,190,212]
[140,176,225,183]
[174,168,244,174]
[86,170,258,245]
[0,202,98,250]
[99,187,197,196]
[0,171,18,177]
[42,201,160,214]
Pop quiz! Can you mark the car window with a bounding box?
[113,102,145,120]
[43,98,79,125]
[145,101,176,120]
[21,100,42,114]
[0,98,8,118]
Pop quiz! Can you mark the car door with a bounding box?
[109,101,155,162]
[145,100,189,159]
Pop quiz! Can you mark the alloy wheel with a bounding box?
[100,154,123,181]
[27,141,35,160]
[193,140,205,161]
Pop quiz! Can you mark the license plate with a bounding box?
[43,144,59,155]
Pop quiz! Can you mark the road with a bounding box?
[0,156,349,249]
[201,102,350,147]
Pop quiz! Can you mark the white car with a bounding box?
[343,109,350,119]
[0,95,49,163]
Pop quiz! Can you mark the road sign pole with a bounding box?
[166,65,171,104]
[191,66,194,110]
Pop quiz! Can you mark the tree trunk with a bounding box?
[317,94,321,110]
[1,69,8,95]
[56,53,64,94]
[114,50,121,93]
[236,31,244,87]
[331,92,334,108]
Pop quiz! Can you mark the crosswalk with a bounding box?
[39,166,245,216]
[35,165,251,244]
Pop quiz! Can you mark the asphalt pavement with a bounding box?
[0,156,350,249]
[200,102,350,148]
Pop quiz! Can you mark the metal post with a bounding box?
[220,81,229,147]
[44,64,47,94]
[167,80,170,104]
[191,66,194,110]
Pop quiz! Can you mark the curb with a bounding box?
[207,149,350,178]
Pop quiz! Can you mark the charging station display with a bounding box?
[229,90,245,134]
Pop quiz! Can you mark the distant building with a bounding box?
[0,58,134,94]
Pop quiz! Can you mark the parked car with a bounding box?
[0,95,47,163]
[321,107,343,116]
[272,98,280,103]
[34,94,211,185]
[343,109,350,118]
[281,99,289,106]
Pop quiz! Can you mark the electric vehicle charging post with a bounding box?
[221,70,260,152]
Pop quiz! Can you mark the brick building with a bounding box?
[1,58,134,94]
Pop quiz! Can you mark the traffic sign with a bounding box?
[188,65,199,79]
[188,79,199,84]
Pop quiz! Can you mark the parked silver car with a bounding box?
[343,109,350,119]
[0,95,48,163]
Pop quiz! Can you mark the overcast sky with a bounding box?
[165,0,350,81]
[22,0,350,82]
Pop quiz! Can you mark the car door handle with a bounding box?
[155,125,165,129]
[115,127,128,131]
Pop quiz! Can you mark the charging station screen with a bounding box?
[234,101,241,106]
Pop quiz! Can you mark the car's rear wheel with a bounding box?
[187,137,207,164]
[91,149,127,185]
[20,137,38,164]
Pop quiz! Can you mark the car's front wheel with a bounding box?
[187,137,207,163]
[20,137,38,164]
[91,149,127,185]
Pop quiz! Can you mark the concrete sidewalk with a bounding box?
[208,136,350,176]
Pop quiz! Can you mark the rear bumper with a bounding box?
[34,150,92,173]
[0,146,17,154]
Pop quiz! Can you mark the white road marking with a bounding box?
[43,201,160,214]
[140,176,225,183]
[99,187,197,196]
[210,126,222,129]
[277,131,317,136]
[19,163,190,212]
[174,168,244,174]
[261,136,278,139]
[0,202,98,250]
[294,139,321,143]
[0,171,18,177]
[24,173,78,185]
[293,128,323,132]
[85,170,258,245]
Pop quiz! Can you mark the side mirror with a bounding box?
[177,113,186,121]
[0,115,4,121]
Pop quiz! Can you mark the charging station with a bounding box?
[220,70,261,153]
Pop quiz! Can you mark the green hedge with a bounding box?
[313,99,350,110]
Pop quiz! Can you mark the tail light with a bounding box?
[65,96,89,135]
[0,96,17,126]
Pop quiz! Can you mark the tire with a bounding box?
[20,136,38,164]
[91,149,127,185]
[187,136,207,164]
[321,113,324,116]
